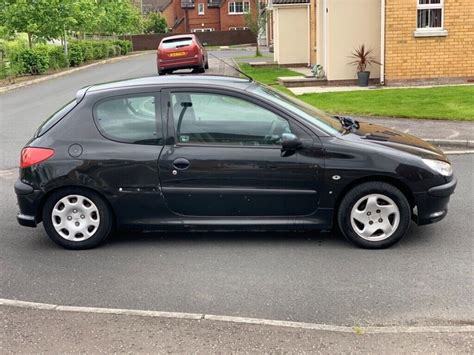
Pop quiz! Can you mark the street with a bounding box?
[0,51,473,350]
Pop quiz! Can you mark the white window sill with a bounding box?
[414,29,448,37]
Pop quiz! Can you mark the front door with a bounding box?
[158,89,324,217]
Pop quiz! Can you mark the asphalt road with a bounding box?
[0,52,473,328]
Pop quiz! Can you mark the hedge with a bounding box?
[7,39,132,75]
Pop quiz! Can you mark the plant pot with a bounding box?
[357,71,370,87]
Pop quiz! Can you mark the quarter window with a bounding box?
[417,0,443,29]
[94,95,162,145]
[229,1,250,14]
[171,92,292,146]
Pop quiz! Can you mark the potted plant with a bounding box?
[349,45,381,87]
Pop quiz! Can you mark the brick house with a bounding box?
[141,0,257,33]
[268,0,474,85]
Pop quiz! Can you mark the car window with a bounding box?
[162,38,193,49]
[171,92,292,146]
[94,95,162,145]
[35,99,77,137]
[250,84,343,135]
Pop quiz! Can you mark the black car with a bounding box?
[15,75,456,249]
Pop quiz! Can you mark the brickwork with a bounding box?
[384,0,474,83]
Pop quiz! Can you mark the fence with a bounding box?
[123,30,256,51]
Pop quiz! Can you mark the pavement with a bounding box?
[0,49,473,353]
[2,305,472,353]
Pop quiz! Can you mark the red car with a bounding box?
[157,34,209,75]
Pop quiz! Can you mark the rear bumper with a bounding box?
[15,179,43,228]
[157,57,202,70]
[413,176,457,225]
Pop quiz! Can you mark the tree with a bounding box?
[244,3,266,57]
[0,0,96,48]
[95,0,142,35]
[143,13,168,34]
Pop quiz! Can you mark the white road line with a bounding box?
[0,168,16,178]
[447,130,460,139]
[1,298,472,334]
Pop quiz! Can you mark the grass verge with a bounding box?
[239,63,474,121]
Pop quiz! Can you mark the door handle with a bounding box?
[172,158,190,170]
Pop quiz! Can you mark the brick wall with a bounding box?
[185,4,222,32]
[384,0,474,84]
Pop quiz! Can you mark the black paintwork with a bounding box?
[16,75,456,231]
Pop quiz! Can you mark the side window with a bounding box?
[94,95,162,145]
[171,92,292,146]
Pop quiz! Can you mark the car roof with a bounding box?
[83,75,254,97]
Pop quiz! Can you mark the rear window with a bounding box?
[161,38,193,49]
[35,99,77,137]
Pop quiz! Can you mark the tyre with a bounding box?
[158,69,165,76]
[42,188,113,250]
[205,59,209,69]
[337,182,411,249]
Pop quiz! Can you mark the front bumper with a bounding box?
[413,176,457,225]
[15,179,44,228]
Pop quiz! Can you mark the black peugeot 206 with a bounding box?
[15,75,457,249]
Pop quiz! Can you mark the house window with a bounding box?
[192,28,215,32]
[198,3,205,15]
[228,1,250,14]
[229,26,249,31]
[417,0,443,29]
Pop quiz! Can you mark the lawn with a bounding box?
[239,63,474,121]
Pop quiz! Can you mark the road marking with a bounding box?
[447,130,460,139]
[0,168,16,179]
[1,298,472,334]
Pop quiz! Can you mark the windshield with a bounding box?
[250,84,343,135]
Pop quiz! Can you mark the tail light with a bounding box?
[20,147,55,168]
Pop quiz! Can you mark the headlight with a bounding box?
[422,159,453,176]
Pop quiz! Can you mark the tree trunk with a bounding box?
[27,33,32,49]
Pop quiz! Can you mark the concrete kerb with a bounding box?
[423,139,474,149]
[1,298,473,335]
[0,52,150,94]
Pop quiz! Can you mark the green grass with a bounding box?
[299,86,474,121]
[239,63,474,121]
[239,63,301,94]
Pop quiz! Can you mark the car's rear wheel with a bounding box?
[204,58,209,69]
[337,182,411,249]
[42,188,113,249]
[158,68,165,76]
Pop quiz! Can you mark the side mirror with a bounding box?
[281,133,302,152]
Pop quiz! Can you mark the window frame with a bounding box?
[92,91,163,146]
[162,87,315,149]
[228,1,250,15]
[198,3,205,15]
[416,0,444,31]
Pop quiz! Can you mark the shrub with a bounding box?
[81,42,94,62]
[12,48,49,75]
[48,46,68,69]
[112,40,132,55]
[68,43,84,66]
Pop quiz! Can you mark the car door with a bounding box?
[158,88,324,217]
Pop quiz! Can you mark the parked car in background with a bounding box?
[156,34,208,75]
[15,75,456,250]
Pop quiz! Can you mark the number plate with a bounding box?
[169,51,187,57]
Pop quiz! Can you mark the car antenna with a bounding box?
[208,52,254,82]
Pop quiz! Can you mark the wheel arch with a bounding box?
[334,175,416,215]
[36,185,117,226]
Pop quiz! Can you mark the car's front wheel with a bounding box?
[42,188,113,249]
[337,182,411,249]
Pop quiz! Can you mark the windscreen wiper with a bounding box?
[334,115,360,131]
